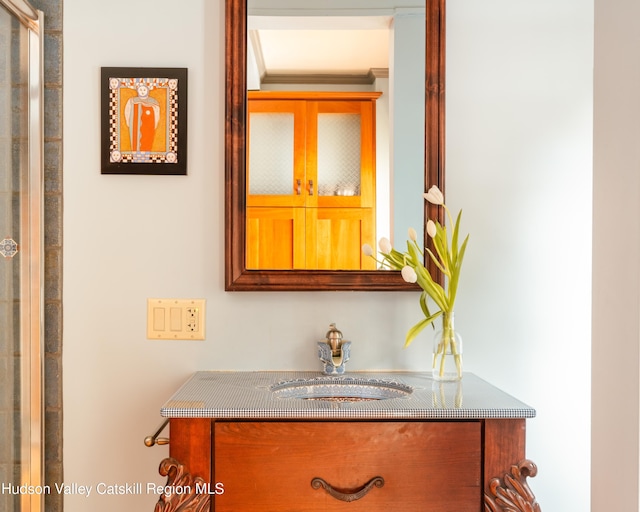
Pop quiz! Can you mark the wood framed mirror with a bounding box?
[225,0,444,291]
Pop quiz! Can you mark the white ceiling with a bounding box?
[255,29,389,75]
[248,16,391,83]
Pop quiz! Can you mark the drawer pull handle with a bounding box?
[311,476,384,502]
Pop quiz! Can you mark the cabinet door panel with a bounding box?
[247,100,306,207]
[246,207,305,269]
[305,208,375,270]
[307,100,376,209]
[213,421,481,512]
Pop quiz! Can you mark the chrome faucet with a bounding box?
[317,323,351,375]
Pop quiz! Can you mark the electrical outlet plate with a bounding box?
[147,298,206,340]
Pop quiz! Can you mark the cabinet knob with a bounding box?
[311,476,384,502]
[144,418,170,447]
[296,179,301,195]
[309,179,314,196]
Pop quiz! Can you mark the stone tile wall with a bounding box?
[0,1,62,509]
[0,8,15,505]
[30,0,63,510]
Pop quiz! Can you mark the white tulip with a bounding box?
[378,237,392,254]
[408,227,418,242]
[362,244,374,257]
[427,220,437,238]
[401,266,418,283]
[424,185,444,205]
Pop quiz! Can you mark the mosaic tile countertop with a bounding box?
[160,372,536,420]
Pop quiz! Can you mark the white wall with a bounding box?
[447,0,593,507]
[63,0,593,510]
[390,10,425,244]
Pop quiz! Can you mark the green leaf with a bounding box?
[414,264,448,311]
[448,234,469,306]
[406,239,419,263]
[451,209,463,262]
[404,311,442,348]
[383,248,406,270]
[419,290,431,318]
[438,222,453,271]
[425,248,447,275]
[431,222,451,276]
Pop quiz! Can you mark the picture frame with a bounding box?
[101,67,188,175]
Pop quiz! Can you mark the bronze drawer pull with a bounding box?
[144,419,170,447]
[311,476,384,502]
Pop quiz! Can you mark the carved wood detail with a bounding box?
[484,459,541,512]
[154,457,211,512]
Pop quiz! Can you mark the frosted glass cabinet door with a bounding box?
[306,100,376,209]
[247,100,306,207]
[248,113,294,195]
[316,113,361,197]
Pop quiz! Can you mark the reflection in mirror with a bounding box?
[225,0,444,290]
[246,89,381,271]
[246,11,424,271]
[247,15,393,272]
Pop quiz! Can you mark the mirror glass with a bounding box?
[225,0,444,290]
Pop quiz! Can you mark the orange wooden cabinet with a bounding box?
[246,206,375,270]
[246,91,380,270]
[152,373,541,511]
[214,421,481,512]
[161,417,537,512]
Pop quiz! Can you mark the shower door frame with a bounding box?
[3,0,44,511]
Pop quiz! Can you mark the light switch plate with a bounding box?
[147,298,206,340]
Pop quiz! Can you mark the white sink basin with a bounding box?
[270,376,413,402]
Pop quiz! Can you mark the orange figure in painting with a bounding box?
[124,83,160,152]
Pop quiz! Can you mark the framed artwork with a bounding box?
[101,67,188,175]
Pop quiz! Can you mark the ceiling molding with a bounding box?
[248,30,267,80]
[260,68,389,86]
[370,68,389,79]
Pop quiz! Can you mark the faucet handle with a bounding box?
[325,323,343,353]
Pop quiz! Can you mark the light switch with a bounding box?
[170,307,182,331]
[153,308,166,331]
[147,299,206,340]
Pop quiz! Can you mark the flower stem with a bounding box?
[433,312,462,379]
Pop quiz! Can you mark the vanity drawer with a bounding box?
[213,421,481,512]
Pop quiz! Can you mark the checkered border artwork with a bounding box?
[101,67,187,175]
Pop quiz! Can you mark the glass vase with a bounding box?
[432,312,463,381]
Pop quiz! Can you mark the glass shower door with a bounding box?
[0,1,43,511]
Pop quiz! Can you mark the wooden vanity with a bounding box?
[152,372,541,511]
